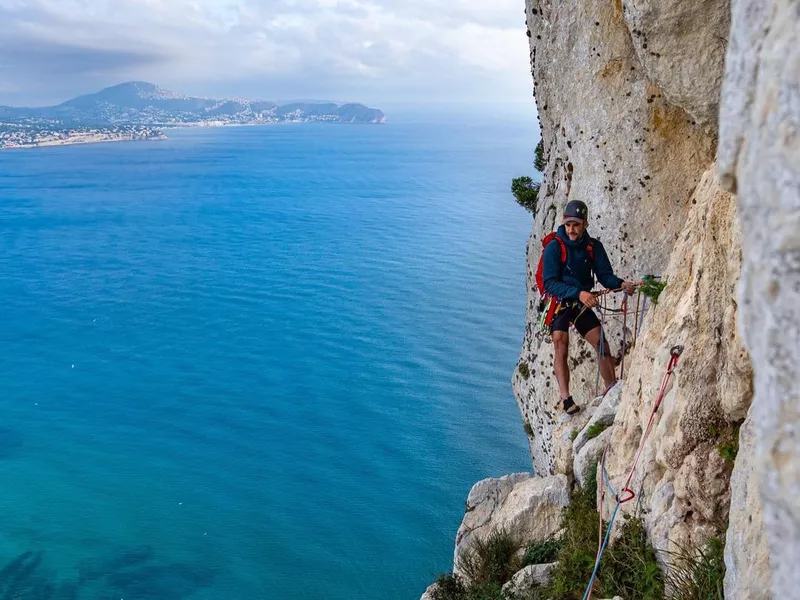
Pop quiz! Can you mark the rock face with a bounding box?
[502,563,558,597]
[724,413,771,599]
[622,0,731,129]
[517,0,716,477]
[600,166,752,558]
[453,474,569,578]
[426,0,797,598]
[517,0,791,597]
[718,0,800,597]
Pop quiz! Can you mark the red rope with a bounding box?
[583,345,683,600]
[616,345,683,504]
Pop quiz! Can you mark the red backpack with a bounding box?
[534,232,595,327]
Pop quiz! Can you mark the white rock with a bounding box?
[572,383,622,456]
[454,475,569,577]
[454,473,533,564]
[598,166,751,559]
[724,413,771,599]
[719,3,800,596]
[622,0,730,129]
[501,563,558,597]
[517,0,715,478]
[419,582,439,600]
[574,426,614,488]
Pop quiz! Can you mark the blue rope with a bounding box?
[581,461,620,600]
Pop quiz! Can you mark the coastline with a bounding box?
[1,131,168,150]
[1,117,386,151]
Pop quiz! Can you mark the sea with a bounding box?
[0,108,538,600]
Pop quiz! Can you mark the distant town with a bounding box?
[0,123,166,149]
[0,81,386,150]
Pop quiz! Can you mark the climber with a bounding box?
[542,200,638,415]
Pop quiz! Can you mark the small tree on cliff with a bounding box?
[512,140,545,214]
[534,139,545,172]
[511,176,541,213]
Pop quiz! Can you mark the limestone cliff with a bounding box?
[507,0,797,598]
[718,1,799,596]
[423,1,797,598]
[425,1,797,599]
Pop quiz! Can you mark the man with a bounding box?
[542,200,637,414]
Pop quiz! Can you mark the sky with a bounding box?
[0,0,535,108]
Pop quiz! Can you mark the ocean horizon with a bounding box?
[0,110,537,599]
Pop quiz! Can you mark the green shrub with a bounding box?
[717,423,741,463]
[534,140,545,172]
[463,581,508,600]
[523,421,534,437]
[522,538,561,566]
[665,536,726,600]
[600,517,664,600]
[432,574,468,600]
[544,465,602,599]
[458,529,522,587]
[429,460,723,600]
[511,176,540,214]
[519,464,665,600]
[518,362,531,380]
[570,429,579,442]
[640,275,667,305]
[585,422,609,440]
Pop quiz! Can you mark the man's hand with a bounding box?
[579,290,598,308]
[621,280,639,294]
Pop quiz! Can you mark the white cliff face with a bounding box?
[424,2,797,598]
[621,0,731,130]
[600,166,752,560]
[517,0,786,597]
[517,0,715,477]
[453,474,569,579]
[718,0,800,597]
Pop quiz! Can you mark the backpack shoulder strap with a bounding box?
[542,232,567,263]
[585,237,596,262]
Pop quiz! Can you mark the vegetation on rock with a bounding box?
[518,362,531,380]
[429,465,727,600]
[585,422,609,440]
[640,275,668,305]
[511,177,541,214]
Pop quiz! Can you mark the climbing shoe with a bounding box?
[563,396,581,415]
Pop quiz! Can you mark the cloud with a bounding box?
[0,0,533,106]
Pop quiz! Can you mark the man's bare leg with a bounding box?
[552,330,571,399]
[584,326,617,390]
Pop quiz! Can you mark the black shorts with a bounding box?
[550,301,601,337]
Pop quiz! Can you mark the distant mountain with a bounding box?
[0,82,386,126]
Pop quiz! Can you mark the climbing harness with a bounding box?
[534,232,596,341]
[581,344,684,600]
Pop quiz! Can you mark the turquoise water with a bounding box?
[0,112,536,599]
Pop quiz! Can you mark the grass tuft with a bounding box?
[665,536,726,600]
[458,529,522,587]
[522,539,561,567]
[585,422,609,440]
